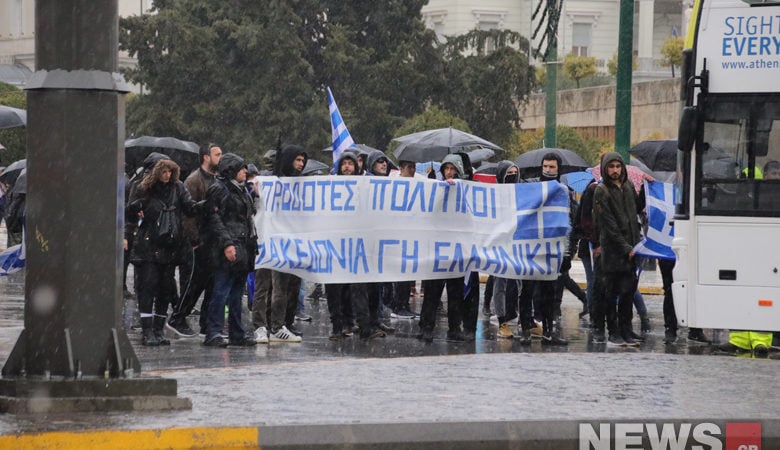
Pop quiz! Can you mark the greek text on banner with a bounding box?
[253,176,571,283]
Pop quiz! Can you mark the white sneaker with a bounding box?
[254,326,269,344]
[269,326,302,343]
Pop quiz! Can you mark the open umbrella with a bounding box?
[302,159,330,175]
[630,140,677,172]
[474,161,499,175]
[0,159,26,185]
[0,105,26,130]
[466,148,496,164]
[10,169,25,194]
[589,162,652,194]
[391,127,503,163]
[514,148,590,178]
[125,136,200,175]
[561,170,595,195]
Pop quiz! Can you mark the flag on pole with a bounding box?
[327,87,355,170]
[633,180,676,260]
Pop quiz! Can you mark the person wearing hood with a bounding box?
[365,150,396,176]
[264,144,308,343]
[593,152,643,346]
[201,153,258,347]
[491,161,529,342]
[390,159,422,320]
[455,151,480,340]
[125,159,200,346]
[169,143,222,338]
[417,154,468,343]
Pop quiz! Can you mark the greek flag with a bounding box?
[327,87,355,170]
[633,180,675,260]
[513,181,571,240]
[0,237,25,275]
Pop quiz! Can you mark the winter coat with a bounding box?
[495,160,519,184]
[593,152,641,273]
[127,180,198,265]
[204,153,258,273]
[182,167,217,244]
[274,145,308,177]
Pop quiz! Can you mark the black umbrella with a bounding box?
[391,127,503,163]
[474,161,499,175]
[302,159,331,175]
[10,169,25,194]
[125,136,200,175]
[0,105,26,130]
[466,148,496,164]
[0,159,26,185]
[630,139,677,172]
[514,147,589,178]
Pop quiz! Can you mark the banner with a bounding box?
[253,176,571,283]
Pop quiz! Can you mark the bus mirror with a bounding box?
[678,107,698,152]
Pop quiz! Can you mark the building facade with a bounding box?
[421,0,693,80]
[0,0,153,87]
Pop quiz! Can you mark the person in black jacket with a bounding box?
[126,159,199,346]
[202,153,258,347]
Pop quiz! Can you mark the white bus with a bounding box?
[673,0,780,332]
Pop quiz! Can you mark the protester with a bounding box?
[168,143,222,338]
[492,161,522,340]
[390,159,420,320]
[126,159,200,346]
[267,144,308,342]
[202,153,258,347]
[593,152,643,346]
[418,154,467,343]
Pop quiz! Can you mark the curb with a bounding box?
[4,420,779,449]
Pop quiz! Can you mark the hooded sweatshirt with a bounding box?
[274,144,308,177]
[593,152,641,273]
[365,150,396,176]
[440,154,464,179]
[495,160,519,184]
[336,152,360,176]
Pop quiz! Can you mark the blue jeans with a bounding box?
[206,269,247,341]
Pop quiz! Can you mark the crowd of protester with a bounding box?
[119,143,779,355]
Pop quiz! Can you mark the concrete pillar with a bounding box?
[0,0,189,414]
[637,0,656,73]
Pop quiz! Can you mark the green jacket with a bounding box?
[593,152,641,273]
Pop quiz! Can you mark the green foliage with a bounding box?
[562,54,597,88]
[437,29,533,148]
[505,125,604,166]
[119,0,439,165]
[660,36,684,77]
[0,83,27,165]
[607,50,638,76]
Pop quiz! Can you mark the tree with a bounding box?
[660,36,684,78]
[563,54,597,88]
[0,83,26,165]
[607,50,638,76]
[120,0,440,164]
[437,29,534,148]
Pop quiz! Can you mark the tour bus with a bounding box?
[673,0,780,331]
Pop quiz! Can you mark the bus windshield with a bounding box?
[695,94,780,217]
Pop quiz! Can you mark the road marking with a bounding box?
[0,427,259,449]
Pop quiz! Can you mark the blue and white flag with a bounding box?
[327,87,355,170]
[0,231,25,275]
[633,180,675,260]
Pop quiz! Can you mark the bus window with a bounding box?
[696,96,780,217]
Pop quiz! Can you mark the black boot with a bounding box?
[640,313,652,333]
[141,317,161,346]
[153,315,171,346]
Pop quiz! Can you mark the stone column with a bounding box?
[637,0,656,73]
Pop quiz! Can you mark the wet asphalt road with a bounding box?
[0,270,778,435]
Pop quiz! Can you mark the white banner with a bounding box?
[253,176,571,283]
